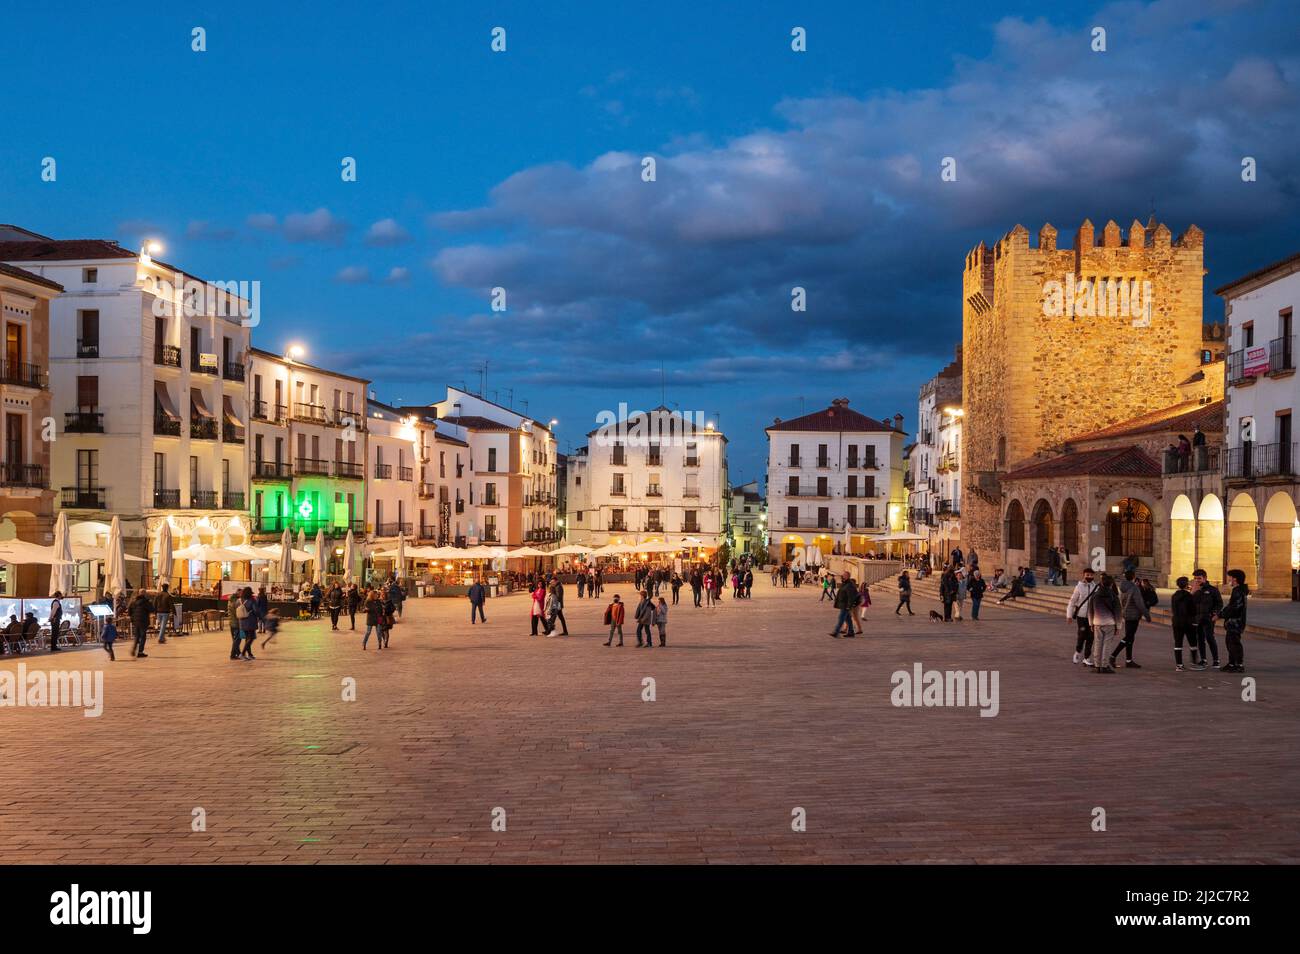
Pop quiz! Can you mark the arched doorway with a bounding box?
[1169,494,1195,584]
[1261,492,1297,598]
[1106,498,1154,562]
[1005,499,1026,553]
[1030,499,1054,567]
[1061,498,1080,555]
[781,534,805,563]
[1225,493,1258,588]
[1195,495,1224,583]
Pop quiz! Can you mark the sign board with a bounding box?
[1244,345,1270,377]
[199,352,219,371]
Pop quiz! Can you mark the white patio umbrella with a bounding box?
[279,527,293,583]
[49,510,75,595]
[297,528,306,554]
[170,543,250,563]
[551,543,594,556]
[313,528,326,584]
[0,540,76,565]
[507,546,550,558]
[343,529,357,583]
[156,520,173,587]
[395,531,407,579]
[842,520,852,556]
[104,515,127,598]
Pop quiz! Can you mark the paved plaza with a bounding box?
[2,580,1297,864]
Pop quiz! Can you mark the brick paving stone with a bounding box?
[1,581,1297,863]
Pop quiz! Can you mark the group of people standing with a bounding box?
[1065,566,1248,673]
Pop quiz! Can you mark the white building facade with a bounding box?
[564,408,729,550]
[908,348,962,558]
[1217,250,1300,597]
[2,230,250,585]
[765,399,907,562]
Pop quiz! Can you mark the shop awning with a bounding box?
[191,387,214,420]
[223,395,245,436]
[154,381,180,420]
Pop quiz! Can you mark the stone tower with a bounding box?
[961,219,1206,557]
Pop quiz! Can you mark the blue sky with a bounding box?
[3,0,1298,482]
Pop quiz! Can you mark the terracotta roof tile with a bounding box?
[0,261,63,291]
[1003,446,1161,481]
[0,239,138,262]
[1066,400,1224,444]
[766,402,896,434]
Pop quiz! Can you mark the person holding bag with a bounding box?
[1065,569,1100,666]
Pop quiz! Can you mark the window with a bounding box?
[816,476,828,496]
[440,451,446,478]
[189,327,201,368]
[1005,500,1026,550]
[6,322,24,367]
[847,475,858,497]
[847,504,857,527]
[1243,322,1254,347]
[786,505,798,527]
[189,456,199,492]
[488,447,497,472]
[82,268,97,284]
[153,453,165,490]
[612,473,625,495]
[77,449,98,489]
[222,459,231,495]
[76,375,98,409]
[788,443,800,465]
[78,310,99,355]
[612,443,625,466]
[817,506,829,527]
[787,475,799,495]
[576,511,583,523]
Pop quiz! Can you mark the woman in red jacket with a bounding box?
[529,583,550,636]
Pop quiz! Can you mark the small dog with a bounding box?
[928,610,946,622]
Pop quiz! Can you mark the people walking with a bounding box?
[347,584,361,630]
[829,572,860,638]
[968,569,986,620]
[529,582,549,636]
[1088,574,1121,672]
[468,577,487,624]
[1066,569,1099,666]
[634,590,655,648]
[655,597,669,647]
[362,589,384,649]
[939,566,958,621]
[309,582,323,620]
[895,571,914,615]
[550,579,569,636]
[153,584,174,644]
[603,594,625,647]
[237,586,259,659]
[671,572,682,605]
[129,589,154,659]
[227,588,241,659]
[326,582,344,630]
[1220,568,1249,672]
[101,616,117,661]
[1110,569,1151,669]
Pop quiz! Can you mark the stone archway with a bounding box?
[1260,492,1297,598]
[1030,499,1054,567]
[1169,494,1196,584]
[1005,499,1027,554]
[1195,495,1225,584]
[1106,497,1154,561]
[1060,498,1080,555]
[1225,493,1259,589]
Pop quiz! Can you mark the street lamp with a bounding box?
[286,344,305,362]
[139,240,164,265]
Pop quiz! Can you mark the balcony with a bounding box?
[191,417,218,440]
[816,456,830,468]
[154,413,181,437]
[0,360,48,389]
[647,454,662,467]
[481,530,499,543]
[374,463,393,479]
[525,528,559,543]
[645,522,663,533]
[64,411,104,433]
[334,460,364,479]
[844,487,877,498]
[937,498,959,516]
[1224,442,1297,480]
[909,507,931,525]
[685,457,700,467]
[253,516,365,537]
[223,362,245,383]
[646,486,663,497]
[787,456,801,468]
[455,500,465,514]
[683,488,700,498]
[608,522,627,532]
[224,491,246,511]
[683,523,701,534]
[222,422,245,444]
[295,457,332,477]
[610,485,626,497]
[482,494,500,507]
[190,490,219,509]
[76,339,99,359]
[1162,445,1220,476]
[191,355,218,375]
[251,400,287,424]
[1269,336,1295,376]
[1229,338,1296,386]
[155,345,182,368]
[375,521,413,537]
[252,460,292,481]
[0,463,47,488]
[153,488,180,509]
[333,408,365,430]
[61,486,106,509]
[398,466,413,481]
[785,484,831,498]
[292,403,330,425]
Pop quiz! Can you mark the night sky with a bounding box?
[3,0,1298,482]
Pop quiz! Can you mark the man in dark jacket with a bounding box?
[1191,569,1223,670]
[1219,569,1249,672]
[468,578,487,623]
[1110,569,1152,669]
[895,571,914,616]
[129,591,155,658]
[633,591,655,648]
[939,567,958,620]
[48,592,64,652]
[830,573,860,638]
[550,579,569,636]
[1170,576,1197,671]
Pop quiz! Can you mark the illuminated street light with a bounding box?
[286,344,305,361]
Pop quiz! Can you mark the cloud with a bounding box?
[246,213,278,233]
[282,208,349,244]
[364,218,412,246]
[382,266,411,284]
[424,0,1299,373]
[186,220,236,241]
[335,265,371,284]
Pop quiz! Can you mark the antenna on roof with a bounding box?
[503,387,514,409]
[520,399,528,416]
[476,360,488,397]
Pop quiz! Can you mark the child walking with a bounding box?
[101,617,117,661]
